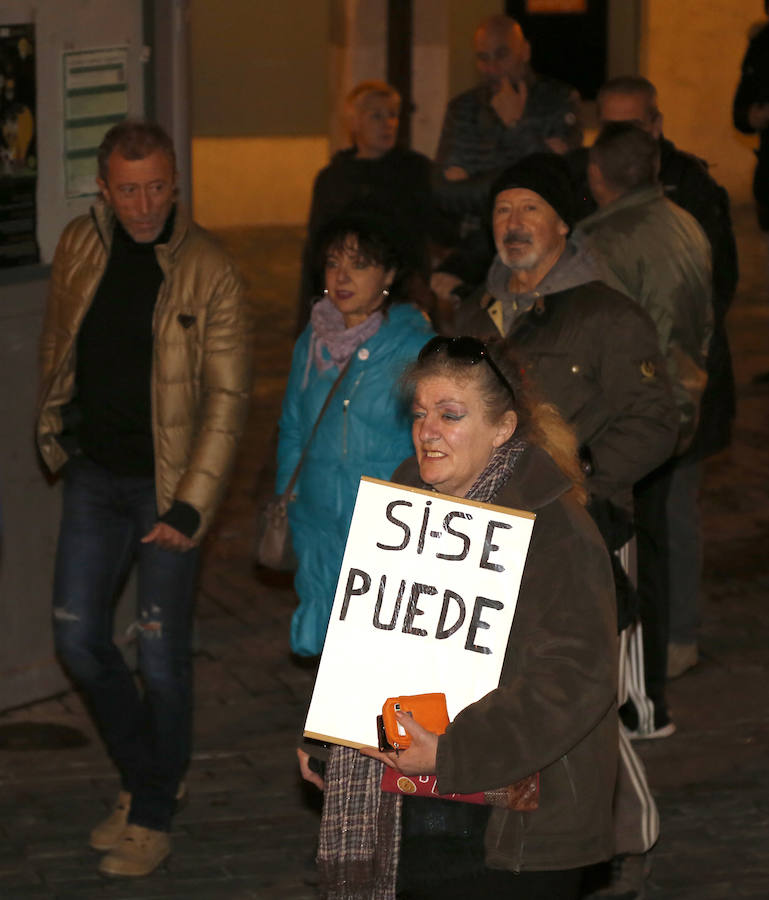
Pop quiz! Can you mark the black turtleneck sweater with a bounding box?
[74,209,201,538]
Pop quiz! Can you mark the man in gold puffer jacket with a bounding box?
[36,120,252,878]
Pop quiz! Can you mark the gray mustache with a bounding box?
[503,229,533,245]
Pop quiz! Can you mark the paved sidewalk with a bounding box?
[0,211,767,898]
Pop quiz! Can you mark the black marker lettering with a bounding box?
[436,590,466,639]
[465,596,504,654]
[339,568,371,620]
[416,501,432,555]
[402,582,436,636]
[377,500,412,551]
[436,511,471,561]
[480,521,512,572]
[373,576,406,630]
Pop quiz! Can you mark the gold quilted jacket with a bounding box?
[36,202,253,542]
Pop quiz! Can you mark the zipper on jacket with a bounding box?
[561,753,579,806]
[342,398,350,455]
[341,371,365,457]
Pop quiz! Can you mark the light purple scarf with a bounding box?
[302,295,384,388]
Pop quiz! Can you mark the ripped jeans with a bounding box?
[53,456,199,831]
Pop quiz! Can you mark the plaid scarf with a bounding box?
[317,747,401,899]
[316,439,527,898]
[466,438,527,504]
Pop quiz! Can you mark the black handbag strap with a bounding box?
[283,357,353,499]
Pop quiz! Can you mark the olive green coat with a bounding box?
[575,185,713,452]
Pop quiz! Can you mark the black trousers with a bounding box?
[630,459,675,728]
[397,797,583,900]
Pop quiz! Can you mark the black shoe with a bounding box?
[582,853,651,899]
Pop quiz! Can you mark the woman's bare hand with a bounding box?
[359,711,439,776]
[297,747,325,790]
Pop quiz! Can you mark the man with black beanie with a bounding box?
[455,151,679,898]
[36,120,253,877]
[455,153,677,524]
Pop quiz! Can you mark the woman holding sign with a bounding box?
[304,336,618,899]
[277,214,433,657]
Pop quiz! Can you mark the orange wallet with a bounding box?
[380,692,450,750]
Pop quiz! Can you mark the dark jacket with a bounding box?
[297,146,443,333]
[455,245,679,516]
[567,138,737,456]
[734,21,769,229]
[393,445,618,872]
[434,76,581,221]
[575,186,713,453]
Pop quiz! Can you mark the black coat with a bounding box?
[734,21,769,228]
[296,146,444,333]
[455,277,678,518]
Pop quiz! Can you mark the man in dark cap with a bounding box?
[455,153,677,526]
[456,152,679,900]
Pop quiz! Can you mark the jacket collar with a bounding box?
[396,443,572,514]
[90,200,190,258]
[578,184,665,231]
[493,443,572,512]
[482,241,602,337]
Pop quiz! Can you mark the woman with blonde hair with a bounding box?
[297,80,445,332]
[301,336,618,898]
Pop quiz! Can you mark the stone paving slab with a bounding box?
[0,215,767,897]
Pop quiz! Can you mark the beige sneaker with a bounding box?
[98,824,170,877]
[90,783,187,851]
[90,790,131,851]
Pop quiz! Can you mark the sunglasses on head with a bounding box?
[418,336,516,404]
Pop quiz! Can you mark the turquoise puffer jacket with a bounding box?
[276,303,434,655]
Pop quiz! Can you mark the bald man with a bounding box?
[432,14,582,302]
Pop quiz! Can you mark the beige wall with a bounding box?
[448,0,502,99]
[189,0,331,227]
[190,0,504,227]
[191,136,328,228]
[642,0,762,206]
[190,0,329,136]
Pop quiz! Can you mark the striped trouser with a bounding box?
[613,540,660,854]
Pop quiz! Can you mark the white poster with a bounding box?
[304,477,536,749]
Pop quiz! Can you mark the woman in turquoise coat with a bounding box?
[277,215,434,656]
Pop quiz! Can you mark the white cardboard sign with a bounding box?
[304,476,536,749]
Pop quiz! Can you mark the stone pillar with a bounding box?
[412,0,450,158]
[0,281,67,709]
[328,0,388,154]
[147,0,193,205]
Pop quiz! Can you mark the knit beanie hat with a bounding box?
[490,152,575,231]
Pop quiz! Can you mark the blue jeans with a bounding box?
[53,457,199,831]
